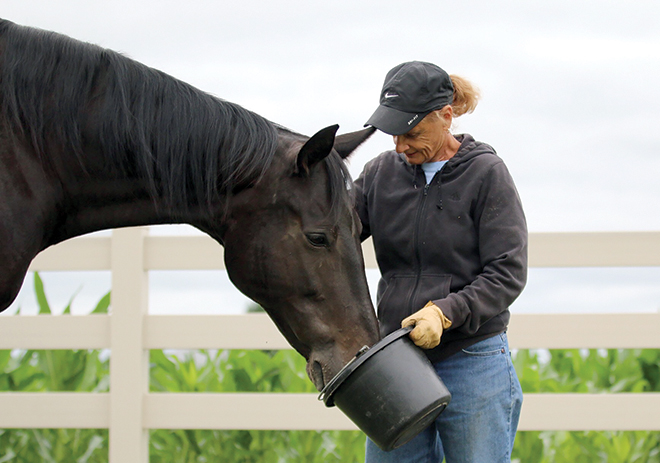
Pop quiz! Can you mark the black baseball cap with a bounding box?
[364,61,454,135]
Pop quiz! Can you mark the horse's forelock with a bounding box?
[324,151,355,226]
[278,127,355,226]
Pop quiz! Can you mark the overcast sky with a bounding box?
[3,1,659,316]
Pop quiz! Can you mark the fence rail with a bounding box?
[1,229,660,462]
[23,231,660,271]
[4,312,660,351]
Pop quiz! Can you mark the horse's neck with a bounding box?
[49,176,218,246]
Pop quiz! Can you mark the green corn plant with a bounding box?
[0,273,110,462]
[148,348,365,462]
[4,275,660,462]
[512,348,660,463]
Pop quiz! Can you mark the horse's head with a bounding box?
[220,125,380,390]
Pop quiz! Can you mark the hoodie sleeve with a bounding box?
[353,157,380,242]
[435,160,528,335]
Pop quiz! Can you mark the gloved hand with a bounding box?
[401,301,452,349]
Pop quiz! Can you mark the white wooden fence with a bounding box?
[1,228,660,463]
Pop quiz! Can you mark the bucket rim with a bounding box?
[318,326,413,406]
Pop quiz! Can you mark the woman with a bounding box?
[355,61,527,462]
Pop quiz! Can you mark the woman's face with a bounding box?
[393,108,452,165]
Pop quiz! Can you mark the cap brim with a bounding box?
[364,104,428,135]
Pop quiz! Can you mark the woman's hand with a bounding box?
[401,301,452,349]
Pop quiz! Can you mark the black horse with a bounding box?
[0,19,380,390]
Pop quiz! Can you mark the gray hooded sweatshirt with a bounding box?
[354,134,528,363]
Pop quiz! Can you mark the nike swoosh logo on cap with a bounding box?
[384,92,398,98]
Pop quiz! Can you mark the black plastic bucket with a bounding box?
[319,326,451,451]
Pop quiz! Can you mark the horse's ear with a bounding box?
[296,124,339,176]
[334,127,376,159]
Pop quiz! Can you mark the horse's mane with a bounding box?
[0,19,279,210]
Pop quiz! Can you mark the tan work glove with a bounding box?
[401,301,452,349]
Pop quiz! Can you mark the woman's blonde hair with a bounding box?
[449,74,480,117]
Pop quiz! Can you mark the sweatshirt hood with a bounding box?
[396,133,497,180]
[446,134,496,169]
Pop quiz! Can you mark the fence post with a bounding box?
[110,227,149,462]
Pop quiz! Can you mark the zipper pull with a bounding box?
[423,183,430,196]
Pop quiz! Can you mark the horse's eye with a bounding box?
[306,233,330,248]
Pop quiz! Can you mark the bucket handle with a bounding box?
[317,344,370,403]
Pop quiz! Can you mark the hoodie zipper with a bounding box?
[408,178,431,315]
[408,161,449,315]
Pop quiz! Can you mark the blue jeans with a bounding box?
[365,333,523,463]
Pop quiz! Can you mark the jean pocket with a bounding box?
[461,334,505,357]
